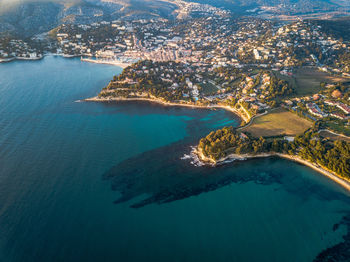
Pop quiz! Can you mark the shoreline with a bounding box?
[84,96,250,122]
[0,53,68,64]
[80,58,131,68]
[197,149,350,193]
[278,154,350,192]
[0,54,129,68]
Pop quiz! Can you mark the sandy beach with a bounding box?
[81,58,131,68]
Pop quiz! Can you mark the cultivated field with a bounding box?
[276,67,350,96]
[241,108,313,137]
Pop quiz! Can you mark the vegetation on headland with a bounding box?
[198,125,350,179]
[96,60,295,124]
[99,61,196,103]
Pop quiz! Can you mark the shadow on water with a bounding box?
[314,215,350,262]
[103,139,284,208]
[103,134,350,208]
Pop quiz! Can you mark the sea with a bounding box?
[0,56,349,262]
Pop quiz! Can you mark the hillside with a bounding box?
[102,0,178,19]
[0,0,350,37]
[0,0,123,37]
[0,0,180,37]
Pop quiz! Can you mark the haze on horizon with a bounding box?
[0,0,81,13]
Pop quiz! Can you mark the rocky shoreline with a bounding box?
[84,96,251,123]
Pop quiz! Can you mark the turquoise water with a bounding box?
[0,56,350,262]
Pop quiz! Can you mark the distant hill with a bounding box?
[99,0,178,19]
[0,0,181,37]
[0,0,349,37]
[0,0,120,37]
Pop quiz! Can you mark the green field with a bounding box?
[241,108,313,137]
[323,121,350,137]
[275,67,350,96]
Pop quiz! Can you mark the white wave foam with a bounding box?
[181,146,206,167]
[181,146,248,167]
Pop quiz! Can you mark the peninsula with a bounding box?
[196,126,350,188]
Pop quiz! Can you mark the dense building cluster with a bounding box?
[52,17,350,75]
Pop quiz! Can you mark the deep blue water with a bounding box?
[0,56,350,262]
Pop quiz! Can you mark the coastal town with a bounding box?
[0,5,350,180]
[2,10,350,73]
[52,16,350,75]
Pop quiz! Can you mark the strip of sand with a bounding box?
[81,58,131,68]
